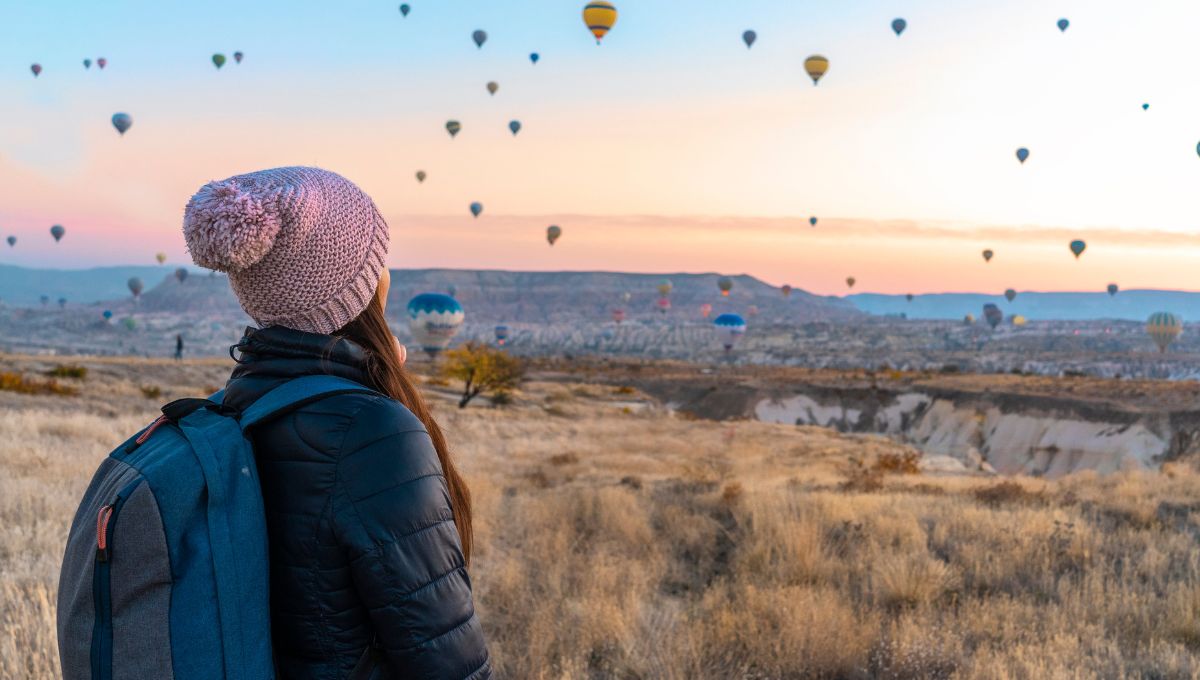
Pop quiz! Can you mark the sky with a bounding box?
[1,0,1198,295]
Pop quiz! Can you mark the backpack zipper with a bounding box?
[91,481,139,680]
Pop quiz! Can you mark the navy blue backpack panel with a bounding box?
[57,375,376,680]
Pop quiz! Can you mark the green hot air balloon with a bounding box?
[446,120,461,138]
[1069,240,1087,259]
[1146,312,1182,353]
[212,53,227,69]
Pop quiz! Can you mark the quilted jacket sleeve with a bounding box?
[332,396,491,679]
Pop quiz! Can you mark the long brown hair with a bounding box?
[335,295,474,563]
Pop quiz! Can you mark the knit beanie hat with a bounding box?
[182,167,389,334]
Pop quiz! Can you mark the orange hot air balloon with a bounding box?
[583,2,617,43]
[700,303,712,319]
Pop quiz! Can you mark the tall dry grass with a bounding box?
[1,356,1199,678]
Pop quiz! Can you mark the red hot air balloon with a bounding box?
[31,63,43,77]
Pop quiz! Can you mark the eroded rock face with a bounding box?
[754,391,1168,477]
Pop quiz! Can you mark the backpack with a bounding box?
[57,375,376,680]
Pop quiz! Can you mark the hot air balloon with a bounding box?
[97,58,107,69]
[83,59,92,69]
[1142,103,1149,111]
[111,112,133,136]
[1147,312,1182,353]
[1011,315,1027,327]
[469,202,483,218]
[809,217,818,227]
[530,53,540,64]
[1016,147,1029,164]
[713,313,747,352]
[718,277,733,297]
[122,317,137,331]
[781,284,792,298]
[621,291,632,303]
[416,170,427,183]
[58,297,67,309]
[487,81,498,96]
[846,277,856,289]
[128,277,144,298]
[509,120,522,136]
[963,314,975,325]
[983,303,1003,329]
[743,30,757,48]
[546,225,562,246]
[906,293,915,302]
[155,252,166,265]
[612,309,626,324]
[892,18,907,36]
[212,53,226,69]
[6,236,15,247]
[31,64,42,77]
[983,249,994,263]
[1070,240,1086,259]
[804,55,828,85]
[102,310,113,321]
[472,30,488,49]
[50,225,65,242]
[175,267,188,284]
[407,293,464,359]
[1107,283,1119,297]
[447,284,458,298]
[657,281,672,297]
[399,3,410,17]
[494,324,509,346]
[446,120,462,138]
[656,297,671,314]
[1057,18,1069,32]
[1004,289,1017,303]
[747,305,759,318]
[40,295,49,306]
[233,51,244,64]
[1196,141,1200,158]
[699,303,713,319]
[583,2,618,43]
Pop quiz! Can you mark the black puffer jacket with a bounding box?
[222,325,490,680]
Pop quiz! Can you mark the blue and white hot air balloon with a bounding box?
[713,313,747,352]
[494,324,510,346]
[407,293,465,359]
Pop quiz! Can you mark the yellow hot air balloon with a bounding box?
[1147,312,1183,353]
[1011,315,1027,327]
[804,55,829,85]
[155,252,166,265]
[583,1,617,44]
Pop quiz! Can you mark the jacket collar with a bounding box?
[223,325,373,409]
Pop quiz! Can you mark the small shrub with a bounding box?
[619,475,643,490]
[874,451,922,475]
[491,389,513,407]
[972,480,1040,507]
[0,371,79,396]
[548,452,579,466]
[841,457,884,493]
[140,385,163,400]
[721,481,744,505]
[45,364,87,379]
[613,385,636,395]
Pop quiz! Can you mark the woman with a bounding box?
[183,167,490,679]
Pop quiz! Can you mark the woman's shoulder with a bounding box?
[327,390,427,439]
[326,392,444,487]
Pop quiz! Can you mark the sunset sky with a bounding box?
[1,0,1198,295]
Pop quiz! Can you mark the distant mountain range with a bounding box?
[0,264,181,307]
[850,291,1200,322]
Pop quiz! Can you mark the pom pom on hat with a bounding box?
[183,179,282,272]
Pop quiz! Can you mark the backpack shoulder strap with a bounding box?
[237,375,378,431]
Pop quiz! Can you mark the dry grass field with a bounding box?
[2,354,1199,679]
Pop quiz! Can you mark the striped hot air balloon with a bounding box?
[494,324,509,346]
[407,293,465,359]
[1146,312,1182,353]
[583,2,617,43]
[804,55,829,85]
[718,277,733,297]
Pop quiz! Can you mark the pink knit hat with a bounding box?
[182,167,389,334]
